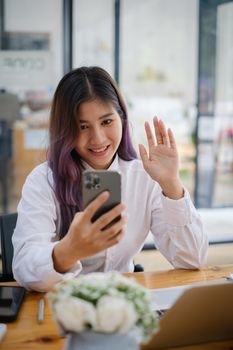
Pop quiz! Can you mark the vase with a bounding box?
[64,331,140,350]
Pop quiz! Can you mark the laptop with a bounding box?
[150,283,192,311]
[143,280,233,349]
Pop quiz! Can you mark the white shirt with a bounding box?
[12,156,208,291]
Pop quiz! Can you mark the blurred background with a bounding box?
[0,0,232,265]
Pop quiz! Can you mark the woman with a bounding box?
[12,66,208,291]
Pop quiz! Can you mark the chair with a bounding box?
[134,263,144,272]
[0,212,17,281]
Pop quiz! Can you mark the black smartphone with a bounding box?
[0,286,25,322]
[82,170,121,226]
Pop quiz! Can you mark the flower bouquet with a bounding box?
[48,272,157,350]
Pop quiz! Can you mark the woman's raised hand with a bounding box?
[139,116,184,200]
[53,192,126,273]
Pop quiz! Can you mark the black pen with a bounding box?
[37,298,45,324]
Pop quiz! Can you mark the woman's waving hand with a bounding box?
[139,116,184,200]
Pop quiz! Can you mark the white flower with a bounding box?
[49,272,157,342]
[96,296,138,333]
[54,297,96,332]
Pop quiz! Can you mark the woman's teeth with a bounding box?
[91,146,108,153]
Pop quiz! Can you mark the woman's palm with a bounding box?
[139,117,179,184]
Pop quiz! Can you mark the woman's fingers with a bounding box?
[106,230,125,248]
[152,116,172,147]
[83,191,110,221]
[158,119,169,146]
[145,121,156,148]
[69,195,127,258]
[168,128,177,150]
[138,144,149,165]
[102,215,126,242]
[94,203,125,231]
[91,212,126,250]
[153,116,163,145]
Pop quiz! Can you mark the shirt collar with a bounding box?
[81,154,120,171]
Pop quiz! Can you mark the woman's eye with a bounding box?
[102,119,112,125]
[80,124,88,130]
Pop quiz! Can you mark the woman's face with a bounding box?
[75,99,123,169]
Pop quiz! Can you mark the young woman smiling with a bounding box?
[12,67,208,291]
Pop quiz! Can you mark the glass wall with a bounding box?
[214,2,233,206]
[0,0,63,214]
[120,0,198,198]
[73,0,114,75]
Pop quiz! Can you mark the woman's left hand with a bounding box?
[139,116,184,200]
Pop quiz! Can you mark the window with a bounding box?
[0,0,63,213]
[121,0,198,199]
[73,0,114,74]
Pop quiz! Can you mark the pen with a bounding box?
[37,298,45,324]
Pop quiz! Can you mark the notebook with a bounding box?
[144,280,233,349]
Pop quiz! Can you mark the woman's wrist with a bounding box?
[52,237,79,274]
[159,178,184,200]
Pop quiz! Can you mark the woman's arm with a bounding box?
[139,117,208,268]
[12,165,76,291]
[150,187,208,269]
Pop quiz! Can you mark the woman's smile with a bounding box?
[88,145,110,156]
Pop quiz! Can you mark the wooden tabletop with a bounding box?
[1,264,233,350]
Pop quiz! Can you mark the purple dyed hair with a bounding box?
[48,66,137,238]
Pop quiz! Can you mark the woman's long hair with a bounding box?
[48,66,137,238]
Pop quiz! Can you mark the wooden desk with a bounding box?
[1,264,233,350]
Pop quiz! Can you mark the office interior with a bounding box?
[0,0,233,271]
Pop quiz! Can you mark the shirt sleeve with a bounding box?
[12,165,82,292]
[150,186,209,269]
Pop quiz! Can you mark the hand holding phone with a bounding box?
[82,170,121,226]
[53,171,126,272]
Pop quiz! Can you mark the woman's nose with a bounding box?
[90,126,105,144]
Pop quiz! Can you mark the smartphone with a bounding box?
[0,286,25,322]
[82,170,121,226]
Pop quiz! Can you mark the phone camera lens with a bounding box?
[92,174,100,189]
[84,173,101,189]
